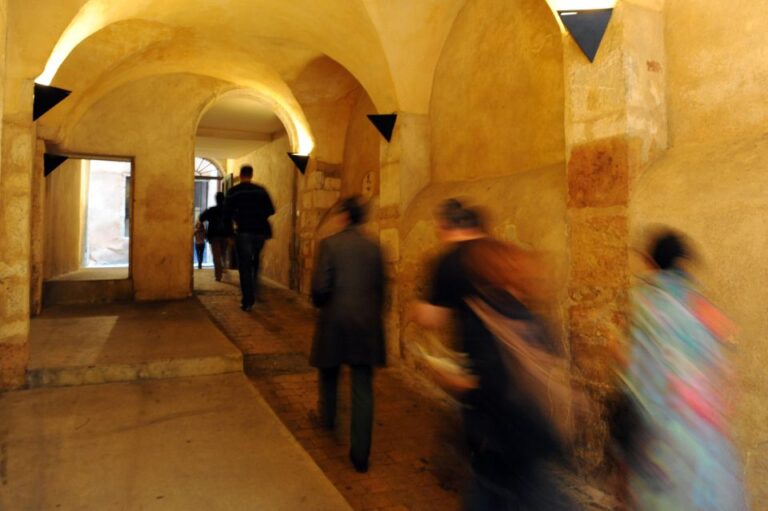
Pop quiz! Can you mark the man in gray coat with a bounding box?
[310,196,386,473]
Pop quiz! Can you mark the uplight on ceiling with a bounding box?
[552,0,616,63]
[550,0,617,10]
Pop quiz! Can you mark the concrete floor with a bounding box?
[28,300,242,387]
[0,373,351,510]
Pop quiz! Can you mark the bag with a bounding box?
[467,297,588,446]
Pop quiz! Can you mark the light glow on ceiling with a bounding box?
[35,2,109,85]
[550,0,616,11]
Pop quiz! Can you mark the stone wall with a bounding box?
[43,158,87,279]
[60,73,228,300]
[429,0,565,183]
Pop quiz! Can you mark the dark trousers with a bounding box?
[319,365,373,464]
[464,463,577,511]
[209,237,229,281]
[235,233,266,307]
[194,243,205,269]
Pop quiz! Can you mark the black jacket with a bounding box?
[225,182,275,237]
[310,227,386,368]
[199,205,233,239]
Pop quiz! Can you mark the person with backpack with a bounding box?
[200,191,234,281]
[410,198,578,511]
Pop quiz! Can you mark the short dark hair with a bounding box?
[215,191,225,204]
[437,198,481,230]
[240,165,253,178]
[650,231,689,270]
[340,196,365,225]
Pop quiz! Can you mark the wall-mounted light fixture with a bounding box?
[367,114,397,142]
[43,153,69,176]
[33,83,71,121]
[287,152,310,174]
[553,1,616,62]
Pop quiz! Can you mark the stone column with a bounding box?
[0,78,35,389]
[296,161,341,295]
[378,112,431,362]
[29,139,45,316]
[562,1,667,469]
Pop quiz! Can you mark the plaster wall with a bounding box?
[230,131,294,288]
[60,73,228,300]
[43,158,87,279]
[429,0,565,182]
[341,89,380,199]
[665,0,768,147]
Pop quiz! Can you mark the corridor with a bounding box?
[2,0,767,508]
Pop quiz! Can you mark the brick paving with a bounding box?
[195,270,467,511]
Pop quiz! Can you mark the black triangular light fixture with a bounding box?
[44,154,69,176]
[558,9,613,63]
[33,83,71,121]
[287,152,310,174]
[367,114,397,142]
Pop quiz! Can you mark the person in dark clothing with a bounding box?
[310,196,386,473]
[200,191,233,281]
[225,165,275,311]
[194,221,206,270]
[411,199,577,511]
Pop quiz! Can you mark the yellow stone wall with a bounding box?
[429,0,565,183]
[60,73,228,300]
[43,158,87,279]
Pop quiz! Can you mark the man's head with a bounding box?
[239,165,254,182]
[215,191,225,205]
[339,196,366,227]
[435,198,485,242]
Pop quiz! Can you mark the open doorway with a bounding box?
[43,156,133,306]
[193,157,224,268]
[83,159,132,269]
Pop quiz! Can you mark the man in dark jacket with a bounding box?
[310,196,386,473]
[199,191,234,281]
[225,165,275,311]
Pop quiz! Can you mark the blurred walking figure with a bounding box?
[200,191,233,281]
[411,199,578,511]
[310,196,386,473]
[226,165,275,311]
[193,220,206,270]
[618,230,749,510]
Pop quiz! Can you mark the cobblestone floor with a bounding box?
[194,270,618,511]
[195,271,467,511]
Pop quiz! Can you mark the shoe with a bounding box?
[240,303,253,312]
[349,452,368,474]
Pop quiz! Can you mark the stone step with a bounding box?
[28,299,244,389]
[43,278,134,306]
[27,353,243,388]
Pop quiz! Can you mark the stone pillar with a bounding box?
[29,139,45,316]
[562,1,666,469]
[0,78,35,389]
[296,161,341,295]
[378,112,431,362]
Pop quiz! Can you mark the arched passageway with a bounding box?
[2,0,768,508]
